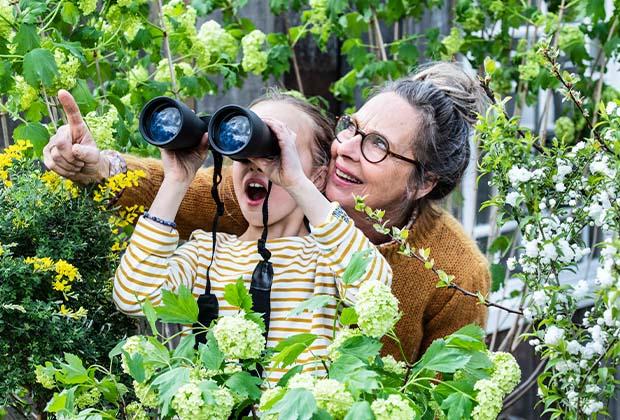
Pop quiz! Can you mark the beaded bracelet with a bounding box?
[143,211,177,229]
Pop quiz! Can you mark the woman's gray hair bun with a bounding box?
[379,61,489,217]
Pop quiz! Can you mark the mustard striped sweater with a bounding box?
[113,206,392,382]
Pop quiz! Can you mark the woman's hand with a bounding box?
[248,118,308,191]
[160,133,210,185]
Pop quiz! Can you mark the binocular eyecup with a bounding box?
[139,96,280,160]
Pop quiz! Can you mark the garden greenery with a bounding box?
[0,141,144,415]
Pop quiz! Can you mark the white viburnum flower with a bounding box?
[241,30,268,75]
[472,379,503,420]
[171,382,234,420]
[381,355,407,376]
[212,314,265,360]
[133,380,158,408]
[543,326,564,346]
[505,191,520,207]
[287,372,317,390]
[370,394,415,420]
[327,327,361,361]
[489,352,521,394]
[354,281,401,338]
[312,379,354,419]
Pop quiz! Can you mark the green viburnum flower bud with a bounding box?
[259,386,285,417]
[287,372,317,390]
[489,351,521,394]
[0,0,14,38]
[78,0,97,15]
[162,0,197,34]
[518,59,540,81]
[241,30,268,75]
[381,355,407,376]
[442,27,464,58]
[128,65,149,90]
[85,107,119,150]
[13,76,39,111]
[559,26,585,51]
[354,281,401,338]
[313,379,354,419]
[133,380,158,409]
[370,394,415,420]
[120,336,155,378]
[53,50,80,91]
[327,327,361,361]
[154,59,194,84]
[193,20,238,67]
[117,0,147,9]
[472,379,503,420]
[125,401,149,420]
[171,382,234,420]
[554,116,575,143]
[104,6,143,41]
[35,364,56,389]
[212,314,265,360]
[74,387,101,410]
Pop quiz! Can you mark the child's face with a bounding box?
[232,101,319,230]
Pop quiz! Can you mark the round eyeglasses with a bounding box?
[335,116,423,169]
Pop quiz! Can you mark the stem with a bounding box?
[538,0,566,145]
[1,104,9,149]
[386,330,409,364]
[39,0,63,33]
[372,11,388,62]
[94,49,106,111]
[543,48,613,154]
[575,337,618,415]
[42,86,58,131]
[284,15,304,94]
[156,0,178,98]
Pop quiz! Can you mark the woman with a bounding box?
[45,61,490,361]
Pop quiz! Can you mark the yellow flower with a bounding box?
[0,245,4,257]
[25,256,55,271]
[58,305,88,319]
[52,279,71,293]
[54,259,80,281]
[41,171,80,199]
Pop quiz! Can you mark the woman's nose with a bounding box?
[334,134,362,161]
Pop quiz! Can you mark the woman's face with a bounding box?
[325,92,422,222]
[232,101,317,229]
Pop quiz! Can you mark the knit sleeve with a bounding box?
[311,203,392,302]
[419,259,490,352]
[118,155,247,239]
[113,216,210,316]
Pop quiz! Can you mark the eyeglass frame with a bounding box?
[334,115,424,172]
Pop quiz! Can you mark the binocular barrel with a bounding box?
[139,96,280,160]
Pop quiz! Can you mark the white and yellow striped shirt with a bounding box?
[113,205,392,382]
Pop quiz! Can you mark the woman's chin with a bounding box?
[325,182,357,208]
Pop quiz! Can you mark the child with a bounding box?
[113,91,392,382]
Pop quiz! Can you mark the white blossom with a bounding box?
[544,326,564,346]
[572,280,589,300]
[505,191,520,207]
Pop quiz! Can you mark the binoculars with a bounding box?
[138,96,280,159]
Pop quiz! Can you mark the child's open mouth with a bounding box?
[244,178,268,206]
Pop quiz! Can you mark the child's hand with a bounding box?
[249,118,308,191]
[161,133,210,184]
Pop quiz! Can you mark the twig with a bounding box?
[576,337,618,414]
[42,86,58,131]
[284,16,304,94]
[156,0,178,98]
[0,104,9,148]
[94,49,106,111]
[542,48,613,154]
[372,11,388,62]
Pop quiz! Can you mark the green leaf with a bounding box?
[224,371,262,400]
[488,235,511,255]
[45,387,76,413]
[70,79,97,114]
[172,334,195,363]
[276,365,303,387]
[344,401,374,420]
[199,331,225,370]
[108,339,126,360]
[329,355,379,397]
[13,122,49,156]
[144,337,171,368]
[269,388,316,420]
[415,340,471,373]
[23,48,58,87]
[272,333,317,368]
[312,408,332,420]
[123,351,145,383]
[141,299,158,335]
[0,60,12,92]
[60,353,89,384]
[154,285,199,324]
[151,366,191,417]
[288,295,333,317]
[340,307,358,325]
[61,1,80,25]
[339,335,382,360]
[440,389,473,420]
[223,278,253,312]
[15,24,40,55]
[342,249,372,284]
[490,263,506,292]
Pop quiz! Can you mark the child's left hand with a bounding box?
[249,118,308,191]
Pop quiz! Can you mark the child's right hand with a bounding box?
[161,133,210,184]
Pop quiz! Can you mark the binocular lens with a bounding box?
[148,107,182,144]
[217,115,251,152]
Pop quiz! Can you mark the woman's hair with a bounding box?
[378,61,489,221]
[249,88,334,180]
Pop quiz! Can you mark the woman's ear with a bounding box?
[410,176,437,200]
[310,165,328,191]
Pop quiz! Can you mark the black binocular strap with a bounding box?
[194,152,224,345]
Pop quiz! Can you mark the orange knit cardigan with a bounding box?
[120,155,490,361]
